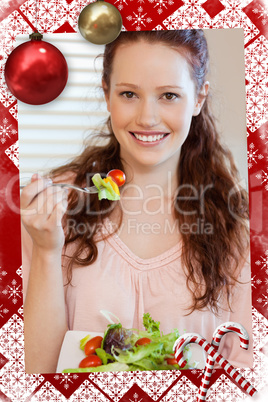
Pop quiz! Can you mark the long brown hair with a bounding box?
[51,30,249,314]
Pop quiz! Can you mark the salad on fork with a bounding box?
[20,169,126,201]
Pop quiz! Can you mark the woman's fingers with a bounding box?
[48,193,69,228]
[24,186,67,229]
[20,175,53,211]
[37,186,68,227]
[36,186,66,216]
[20,174,69,251]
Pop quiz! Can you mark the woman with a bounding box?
[21,29,252,373]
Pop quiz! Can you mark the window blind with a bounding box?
[18,33,108,183]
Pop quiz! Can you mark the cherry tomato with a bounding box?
[84,336,103,356]
[166,354,178,365]
[135,337,152,346]
[107,169,126,187]
[79,355,102,368]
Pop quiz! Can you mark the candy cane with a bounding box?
[173,333,257,398]
[198,322,249,401]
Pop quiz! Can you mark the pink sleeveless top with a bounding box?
[22,218,253,368]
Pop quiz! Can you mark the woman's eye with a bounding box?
[163,93,178,101]
[121,91,135,99]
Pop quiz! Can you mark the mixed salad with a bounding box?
[92,169,126,201]
[62,313,191,373]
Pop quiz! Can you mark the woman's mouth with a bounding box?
[129,131,170,144]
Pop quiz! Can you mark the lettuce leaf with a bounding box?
[102,323,133,355]
[62,362,130,373]
[112,342,164,364]
[79,334,91,351]
[143,313,161,335]
[95,348,114,365]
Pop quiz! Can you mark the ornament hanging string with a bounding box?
[33,0,42,38]
[35,0,39,32]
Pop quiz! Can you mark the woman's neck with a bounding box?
[122,160,179,198]
[115,162,179,221]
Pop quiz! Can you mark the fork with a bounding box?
[20,182,104,194]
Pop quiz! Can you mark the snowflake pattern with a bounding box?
[163,4,212,30]
[126,7,153,31]
[0,266,7,283]
[0,316,45,400]
[54,373,79,390]
[247,142,264,168]
[161,376,197,401]
[68,379,110,402]
[16,266,23,279]
[0,117,17,144]
[252,274,262,289]
[0,0,268,401]
[148,0,174,15]
[260,129,268,144]
[5,140,19,168]
[0,304,9,318]
[8,103,18,120]
[256,294,268,308]
[129,392,143,402]
[2,279,22,305]
[255,168,268,191]
[19,0,92,33]
[114,0,130,11]
[29,381,65,402]
[255,250,268,275]
[251,308,268,350]
[89,368,183,401]
[253,3,268,25]
[244,36,268,130]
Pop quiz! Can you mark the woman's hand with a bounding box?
[20,174,68,252]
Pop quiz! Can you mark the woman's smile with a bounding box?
[129,130,170,145]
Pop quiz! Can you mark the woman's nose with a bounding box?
[135,99,160,127]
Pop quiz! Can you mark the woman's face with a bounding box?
[104,40,206,171]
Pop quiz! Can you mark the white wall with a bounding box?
[204,28,247,185]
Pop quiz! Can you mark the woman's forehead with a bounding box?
[110,40,193,83]
[113,39,186,59]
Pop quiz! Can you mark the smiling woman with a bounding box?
[20,29,252,374]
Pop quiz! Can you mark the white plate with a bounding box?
[56,330,103,373]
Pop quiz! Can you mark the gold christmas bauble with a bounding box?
[78,1,122,45]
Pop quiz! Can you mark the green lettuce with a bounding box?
[92,173,120,201]
[63,362,129,373]
[112,342,164,364]
[79,334,91,351]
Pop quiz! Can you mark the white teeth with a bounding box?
[133,133,165,142]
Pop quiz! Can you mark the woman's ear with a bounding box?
[102,80,110,112]
[193,81,209,116]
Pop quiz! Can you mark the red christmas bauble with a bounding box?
[4,33,68,105]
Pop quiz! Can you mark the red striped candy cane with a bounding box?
[173,333,257,398]
[198,322,249,401]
